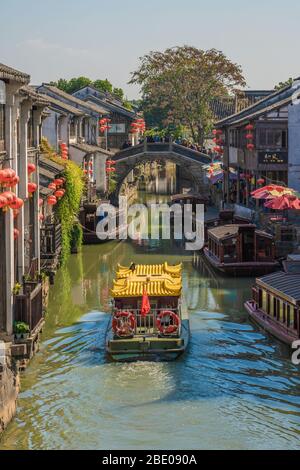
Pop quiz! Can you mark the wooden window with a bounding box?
[262,290,267,313]
[108,123,125,134]
[0,104,5,152]
[258,128,287,148]
[287,304,291,327]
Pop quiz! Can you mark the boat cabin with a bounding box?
[106,262,190,361]
[110,263,183,335]
[207,224,275,264]
[246,257,300,345]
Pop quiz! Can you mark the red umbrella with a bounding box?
[264,195,297,210]
[291,199,300,210]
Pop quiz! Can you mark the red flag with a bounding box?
[141,290,150,317]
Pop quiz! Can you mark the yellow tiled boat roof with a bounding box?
[111,262,182,298]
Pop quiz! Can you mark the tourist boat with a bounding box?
[203,224,279,277]
[245,255,300,346]
[105,262,190,361]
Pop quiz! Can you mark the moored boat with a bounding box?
[106,262,190,362]
[203,224,279,277]
[245,255,300,346]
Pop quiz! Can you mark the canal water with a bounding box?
[1,169,300,450]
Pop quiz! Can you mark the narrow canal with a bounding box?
[1,166,300,450]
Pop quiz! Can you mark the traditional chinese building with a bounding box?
[36,84,114,194]
[216,81,300,206]
[72,85,137,150]
[0,64,49,343]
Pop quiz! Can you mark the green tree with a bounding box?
[130,46,246,144]
[93,79,113,94]
[52,77,92,94]
[274,78,293,91]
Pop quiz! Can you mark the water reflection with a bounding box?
[0,177,300,450]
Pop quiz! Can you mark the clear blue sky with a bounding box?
[0,0,299,99]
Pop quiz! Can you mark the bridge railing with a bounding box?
[115,141,211,165]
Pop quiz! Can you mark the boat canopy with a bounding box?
[111,263,182,298]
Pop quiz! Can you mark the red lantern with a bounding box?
[0,168,16,184]
[89,161,93,168]
[54,190,64,199]
[9,197,24,210]
[89,170,93,175]
[27,163,36,175]
[0,195,8,208]
[83,169,88,175]
[28,182,37,194]
[106,167,116,173]
[246,133,254,140]
[247,143,255,151]
[212,129,218,136]
[54,178,64,187]
[216,130,223,135]
[47,196,57,206]
[257,178,265,185]
[106,160,116,165]
[1,191,16,204]
[13,228,20,240]
[48,183,57,190]
[245,124,254,131]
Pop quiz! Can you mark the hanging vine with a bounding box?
[41,138,85,263]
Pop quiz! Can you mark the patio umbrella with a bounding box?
[264,195,300,210]
[252,185,296,200]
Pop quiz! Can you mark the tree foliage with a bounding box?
[274,78,294,91]
[51,76,130,107]
[130,46,246,143]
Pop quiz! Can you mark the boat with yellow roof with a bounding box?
[105,262,190,361]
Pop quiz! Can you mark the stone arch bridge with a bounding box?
[112,141,211,200]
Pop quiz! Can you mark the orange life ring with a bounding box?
[156,310,180,336]
[112,311,136,338]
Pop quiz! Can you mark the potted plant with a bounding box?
[12,283,22,296]
[14,321,30,340]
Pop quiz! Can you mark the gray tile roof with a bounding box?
[39,84,107,115]
[257,271,300,305]
[0,63,30,83]
[20,85,49,106]
[216,83,300,127]
[44,94,84,116]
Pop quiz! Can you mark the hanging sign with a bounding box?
[258,151,288,165]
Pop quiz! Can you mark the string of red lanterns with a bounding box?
[212,129,224,156]
[130,119,146,135]
[60,143,69,160]
[245,123,255,151]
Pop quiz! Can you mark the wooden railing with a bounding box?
[14,283,43,333]
[40,223,62,258]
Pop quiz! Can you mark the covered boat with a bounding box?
[203,224,279,277]
[106,262,190,361]
[245,256,300,346]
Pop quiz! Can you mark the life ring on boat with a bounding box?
[112,311,136,338]
[156,311,180,336]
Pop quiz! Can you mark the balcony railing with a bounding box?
[40,223,62,258]
[110,308,181,337]
[14,283,43,334]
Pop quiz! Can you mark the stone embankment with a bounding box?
[0,342,19,433]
